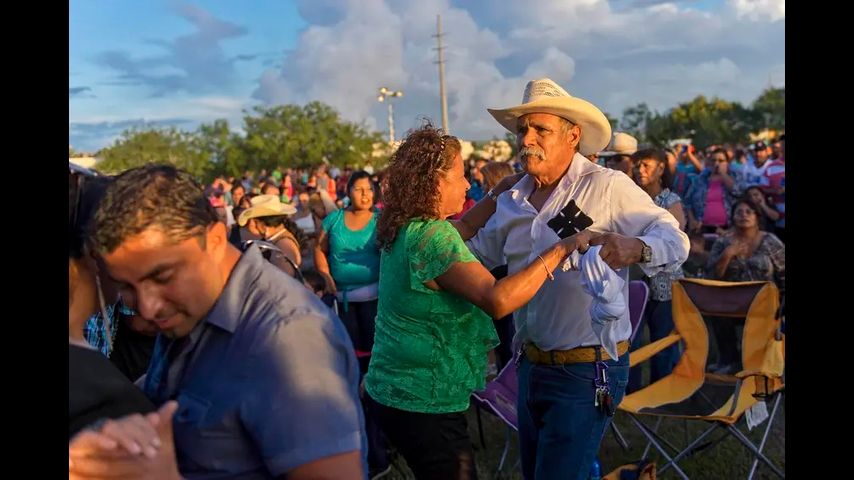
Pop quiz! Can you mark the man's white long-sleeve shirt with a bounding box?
[466,153,689,351]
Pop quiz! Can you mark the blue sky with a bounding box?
[69,0,784,152]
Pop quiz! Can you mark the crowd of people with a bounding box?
[69,76,784,480]
[593,130,785,379]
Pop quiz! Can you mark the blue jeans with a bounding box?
[517,351,630,480]
[628,299,679,393]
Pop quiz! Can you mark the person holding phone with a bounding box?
[684,148,739,234]
[673,143,702,197]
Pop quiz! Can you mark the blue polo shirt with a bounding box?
[143,246,366,479]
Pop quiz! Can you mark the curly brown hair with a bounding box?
[376,122,461,251]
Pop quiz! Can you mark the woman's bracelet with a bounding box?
[537,255,554,281]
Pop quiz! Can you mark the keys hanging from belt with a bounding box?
[593,348,616,417]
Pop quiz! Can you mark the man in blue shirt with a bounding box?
[85,164,367,479]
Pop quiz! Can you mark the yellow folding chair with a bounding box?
[618,279,784,479]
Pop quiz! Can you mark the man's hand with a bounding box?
[558,229,593,257]
[588,232,645,270]
[323,273,338,294]
[724,240,749,260]
[69,401,182,480]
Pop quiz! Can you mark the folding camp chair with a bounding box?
[610,280,650,451]
[472,358,519,478]
[628,280,650,343]
[618,279,785,479]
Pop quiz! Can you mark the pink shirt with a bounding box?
[763,160,785,205]
[703,180,727,226]
[450,198,476,220]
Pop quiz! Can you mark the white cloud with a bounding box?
[728,0,785,22]
[189,96,247,114]
[95,2,249,96]
[523,48,576,82]
[593,58,746,115]
[262,0,784,139]
[74,0,784,151]
[251,0,783,141]
[69,94,252,151]
[253,0,407,129]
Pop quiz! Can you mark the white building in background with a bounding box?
[459,140,474,161]
[472,139,513,162]
[371,141,401,162]
[369,138,510,166]
[749,129,781,143]
[69,155,101,169]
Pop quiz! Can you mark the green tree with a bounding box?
[752,87,785,131]
[195,119,246,179]
[671,96,755,147]
[98,127,212,178]
[603,112,619,133]
[623,89,781,149]
[644,112,679,148]
[503,132,518,158]
[241,102,380,170]
[620,103,653,144]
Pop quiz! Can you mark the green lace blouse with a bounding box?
[365,219,499,413]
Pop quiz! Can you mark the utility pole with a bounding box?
[434,14,450,134]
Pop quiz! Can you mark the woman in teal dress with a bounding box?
[315,170,381,354]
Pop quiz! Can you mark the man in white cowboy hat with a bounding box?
[599,132,639,177]
[237,194,302,277]
[465,78,689,480]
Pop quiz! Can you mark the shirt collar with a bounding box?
[509,152,601,206]
[202,246,265,333]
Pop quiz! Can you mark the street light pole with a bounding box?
[387,102,395,144]
[377,87,403,144]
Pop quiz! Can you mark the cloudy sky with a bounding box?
[69,0,784,152]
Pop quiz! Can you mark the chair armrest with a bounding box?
[629,333,681,368]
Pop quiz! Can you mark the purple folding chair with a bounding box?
[629,280,650,343]
[472,359,519,476]
[609,280,652,451]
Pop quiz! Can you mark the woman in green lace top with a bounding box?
[364,123,590,479]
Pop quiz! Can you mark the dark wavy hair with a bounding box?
[730,197,762,226]
[376,122,461,251]
[632,148,673,189]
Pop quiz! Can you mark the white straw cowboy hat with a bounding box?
[237,194,297,227]
[488,78,612,155]
[598,132,639,157]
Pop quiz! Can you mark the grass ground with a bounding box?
[378,393,784,479]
